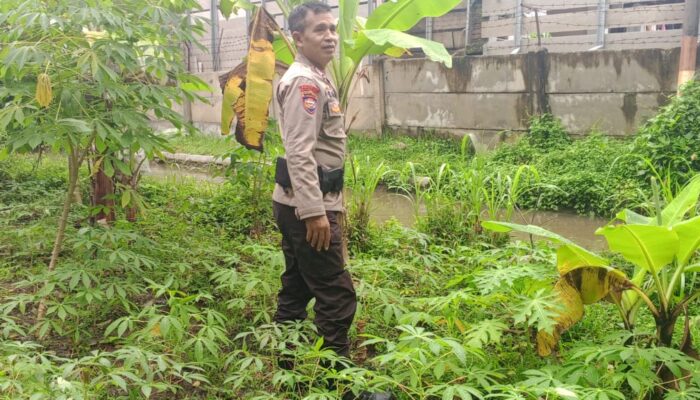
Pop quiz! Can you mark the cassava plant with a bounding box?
[0,0,209,319]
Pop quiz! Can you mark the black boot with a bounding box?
[342,390,395,400]
[277,354,295,370]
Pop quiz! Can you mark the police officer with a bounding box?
[273,5,394,399]
[273,1,355,360]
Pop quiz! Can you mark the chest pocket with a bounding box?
[321,86,345,139]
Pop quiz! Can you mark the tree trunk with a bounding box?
[92,159,115,224]
[656,313,678,348]
[654,312,681,398]
[37,150,80,321]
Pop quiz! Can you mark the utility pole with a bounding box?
[514,0,523,49]
[184,10,193,123]
[595,0,607,48]
[464,0,472,49]
[678,0,699,89]
[211,0,219,71]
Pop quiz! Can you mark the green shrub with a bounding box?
[634,79,700,186]
[526,114,571,151]
[490,114,570,166]
[490,132,643,217]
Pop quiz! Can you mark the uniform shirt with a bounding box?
[272,53,346,220]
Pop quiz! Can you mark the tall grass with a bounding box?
[347,156,390,250]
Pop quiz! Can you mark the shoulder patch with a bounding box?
[299,83,320,115]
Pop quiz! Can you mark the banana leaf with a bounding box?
[482,221,631,356]
[346,0,461,64]
[219,7,289,151]
[596,224,679,274]
[537,267,630,356]
[661,175,700,226]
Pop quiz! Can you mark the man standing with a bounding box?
[273,1,355,362]
[272,5,396,399]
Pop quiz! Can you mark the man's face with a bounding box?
[293,11,338,69]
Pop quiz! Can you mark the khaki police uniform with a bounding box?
[272,53,356,357]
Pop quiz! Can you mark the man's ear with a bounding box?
[292,31,303,48]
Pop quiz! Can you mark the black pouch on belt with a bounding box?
[275,157,344,194]
[320,167,344,194]
[275,157,293,189]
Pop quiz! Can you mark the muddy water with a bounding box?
[508,211,608,250]
[146,162,226,183]
[145,163,607,250]
[363,188,608,250]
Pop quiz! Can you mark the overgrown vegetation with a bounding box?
[2,0,700,395]
[4,151,698,399]
[634,79,700,188]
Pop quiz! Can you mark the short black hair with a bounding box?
[288,2,332,33]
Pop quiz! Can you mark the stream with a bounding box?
[146,162,608,250]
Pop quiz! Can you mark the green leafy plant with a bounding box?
[347,156,390,251]
[526,114,571,151]
[0,0,208,319]
[483,175,700,384]
[634,79,700,187]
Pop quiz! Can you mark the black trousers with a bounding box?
[272,201,357,357]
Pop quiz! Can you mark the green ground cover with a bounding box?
[167,119,645,219]
[5,84,698,399]
[2,141,699,399]
[4,0,698,397]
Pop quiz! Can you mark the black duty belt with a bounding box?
[274,157,344,195]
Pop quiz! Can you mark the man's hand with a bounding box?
[305,214,331,251]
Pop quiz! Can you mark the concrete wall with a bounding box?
[379,46,696,149]
[185,46,696,147]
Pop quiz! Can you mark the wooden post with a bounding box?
[678,0,699,89]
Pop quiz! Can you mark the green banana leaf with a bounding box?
[481,221,608,274]
[672,215,700,267]
[346,0,461,64]
[596,224,679,273]
[661,175,700,226]
[615,209,653,225]
[359,29,452,68]
[273,36,294,66]
[338,0,358,45]
[365,0,462,31]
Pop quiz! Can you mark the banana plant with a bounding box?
[331,0,459,109]
[220,0,461,148]
[482,175,700,359]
